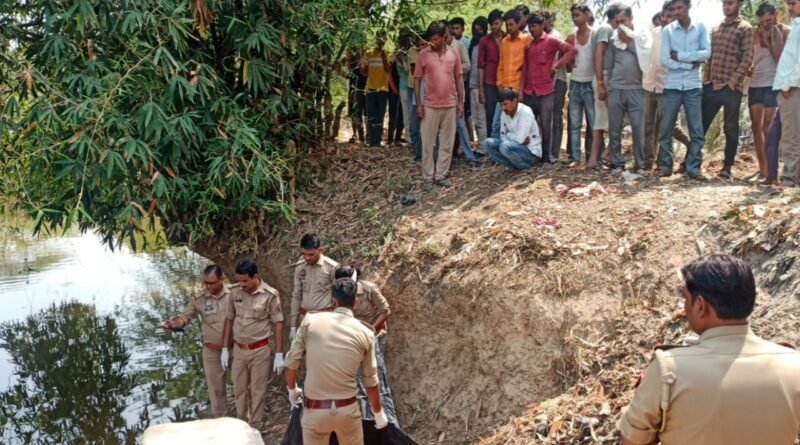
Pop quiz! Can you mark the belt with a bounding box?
[203,342,223,352]
[304,397,357,410]
[300,307,333,316]
[235,337,270,351]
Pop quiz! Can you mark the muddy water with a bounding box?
[0,220,216,444]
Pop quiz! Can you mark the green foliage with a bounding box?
[0,0,377,249]
[0,302,143,444]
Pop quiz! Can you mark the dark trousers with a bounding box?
[348,86,366,143]
[523,92,556,162]
[702,85,743,169]
[552,79,568,157]
[484,84,500,138]
[387,92,404,143]
[366,90,388,146]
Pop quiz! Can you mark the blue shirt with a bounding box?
[774,18,800,91]
[660,20,710,91]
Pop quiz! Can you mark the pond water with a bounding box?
[0,220,216,444]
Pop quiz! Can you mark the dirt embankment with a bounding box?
[197,145,800,444]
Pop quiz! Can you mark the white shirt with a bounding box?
[643,26,666,93]
[500,103,542,157]
[774,18,800,91]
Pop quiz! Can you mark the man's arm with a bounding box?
[661,27,693,70]
[519,44,528,100]
[555,39,577,70]
[594,40,609,101]
[274,321,284,353]
[497,42,505,89]
[164,300,197,330]
[290,267,302,328]
[732,26,755,89]
[618,359,665,445]
[774,26,800,93]
[454,52,464,116]
[677,23,710,62]
[222,319,233,348]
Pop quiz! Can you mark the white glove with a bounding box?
[374,409,389,429]
[289,327,297,342]
[273,352,284,375]
[220,348,230,370]
[287,386,303,408]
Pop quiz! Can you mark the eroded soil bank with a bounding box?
[197,144,800,444]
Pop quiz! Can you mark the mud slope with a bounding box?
[197,144,800,444]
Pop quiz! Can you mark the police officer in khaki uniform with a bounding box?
[334,265,391,334]
[284,277,389,445]
[221,259,285,431]
[289,233,339,341]
[163,264,231,418]
[619,254,800,445]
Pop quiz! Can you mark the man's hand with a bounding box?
[273,352,284,375]
[692,62,702,70]
[598,84,608,103]
[374,409,389,429]
[782,90,790,99]
[457,104,464,118]
[522,136,530,146]
[289,327,297,342]
[287,386,303,408]
[220,348,230,370]
[479,90,485,104]
[416,104,425,120]
[670,51,679,62]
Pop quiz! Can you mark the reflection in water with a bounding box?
[0,216,224,443]
[0,302,144,444]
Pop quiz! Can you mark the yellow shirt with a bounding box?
[363,48,389,91]
[497,33,532,91]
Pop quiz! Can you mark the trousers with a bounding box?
[232,344,272,430]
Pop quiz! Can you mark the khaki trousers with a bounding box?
[420,106,456,181]
[779,88,800,181]
[301,402,363,445]
[232,344,271,430]
[201,346,228,417]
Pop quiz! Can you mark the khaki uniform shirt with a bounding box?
[619,325,800,444]
[353,280,390,333]
[225,280,284,344]
[284,308,379,400]
[177,285,232,346]
[290,255,339,327]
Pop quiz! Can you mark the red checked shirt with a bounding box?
[704,15,754,92]
[520,33,577,97]
[478,34,502,86]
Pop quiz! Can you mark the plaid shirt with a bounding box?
[704,16,754,92]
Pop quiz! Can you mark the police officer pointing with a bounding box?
[163,264,231,418]
[284,277,389,445]
[619,254,800,444]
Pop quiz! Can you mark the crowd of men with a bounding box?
[349,0,800,186]
[163,233,393,444]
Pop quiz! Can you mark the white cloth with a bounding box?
[613,24,652,77]
[774,18,800,91]
[273,352,284,374]
[643,26,666,93]
[220,348,230,370]
[500,102,542,157]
